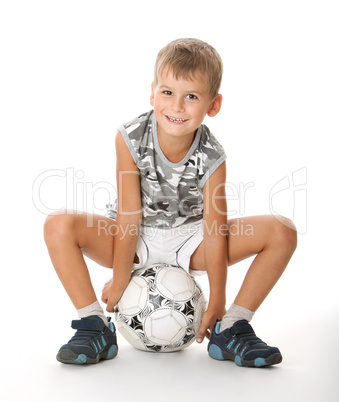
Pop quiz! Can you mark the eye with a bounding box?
[163,90,173,96]
[186,94,198,100]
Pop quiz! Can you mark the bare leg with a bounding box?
[44,210,115,309]
[190,215,297,312]
[229,215,297,311]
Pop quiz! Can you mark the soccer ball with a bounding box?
[115,264,207,352]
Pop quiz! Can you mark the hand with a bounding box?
[101,278,125,313]
[196,306,226,344]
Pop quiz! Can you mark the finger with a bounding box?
[196,323,208,344]
[106,298,117,313]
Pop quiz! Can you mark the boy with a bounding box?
[44,38,297,367]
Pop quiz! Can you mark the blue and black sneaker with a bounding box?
[56,315,118,364]
[208,319,282,367]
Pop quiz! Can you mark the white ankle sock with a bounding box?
[219,303,255,332]
[77,300,108,326]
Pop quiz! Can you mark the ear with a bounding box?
[207,94,223,117]
[150,83,155,107]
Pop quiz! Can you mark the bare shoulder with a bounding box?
[115,131,141,213]
[203,161,227,219]
[115,131,138,172]
[203,161,227,193]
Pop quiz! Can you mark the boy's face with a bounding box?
[150,68,222,142]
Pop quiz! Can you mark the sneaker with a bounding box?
[208,319,282,367]
[56,315,118,364]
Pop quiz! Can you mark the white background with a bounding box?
[1,1,338,401]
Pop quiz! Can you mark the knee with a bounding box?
[270,215,298,254]
[43,210,76,245]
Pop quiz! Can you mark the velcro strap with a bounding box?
[71,318,106,332]
[230,321,254,336]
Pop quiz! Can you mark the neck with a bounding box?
[157,128,196,163]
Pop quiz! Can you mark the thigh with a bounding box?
[226,215,274,266]
[190,215,275,270]
[50,210,116,268]
[79,213,117,267]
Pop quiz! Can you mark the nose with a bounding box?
[171,96,185,113]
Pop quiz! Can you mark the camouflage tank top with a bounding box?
[116,110,226,229]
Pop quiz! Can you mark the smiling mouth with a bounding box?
[166,115,188,123]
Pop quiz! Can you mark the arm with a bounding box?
[196,161,228,342]
[103,130,142,312]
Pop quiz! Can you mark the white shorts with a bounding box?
[132,221,206,277]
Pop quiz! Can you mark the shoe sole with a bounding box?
[208,344,282,367]
[56,344,118,365]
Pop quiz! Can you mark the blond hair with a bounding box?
[153,38,223,99]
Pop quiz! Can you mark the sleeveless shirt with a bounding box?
[115,110,226,229]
